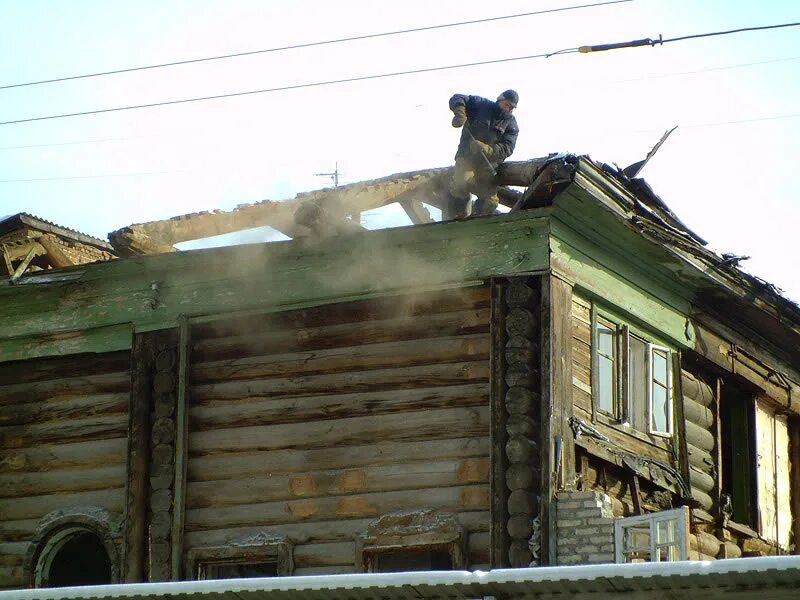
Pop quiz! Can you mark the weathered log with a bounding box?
[504,281,537,308]
[0,415,128,449]
[686,443,715,473]
[506,415,538,438]
[689,467,716,494]
[37,234,76,268]
[505,435,537,463]
[685,420,715,453]
[504,387,535,416]
[185,485,487,531]
[0,487,124,521]
[0,437,127,474]
[507,490,538,515]
[150,489,172,513]
[506,514,533,540]
[191,383,488,431]
[191,361,490,404]
[0,464,126,497]
[189,437,490,482]
[690,531,722,557]
[192,307,490,364]
[681,371,715,407]
[683,395,715,430]
[186,459,488,508]
[508,539,532,567]
[192,335,489,384]
[504,366,537,388]
[152,418,176,445]
[1,392,128,426]
[505,463,535,491]
[719,540,742,558]
[184,510,489,548]
[292,541,355,568]
[505,308,536,339]
[0,371,130,405]
[690,487,714,511]
[190,406,489,454]
[505,346,536,365]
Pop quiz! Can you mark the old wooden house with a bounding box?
[1,155,798,590]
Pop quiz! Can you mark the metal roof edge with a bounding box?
[5,556,800,599]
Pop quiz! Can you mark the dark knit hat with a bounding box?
[498,89,519,107]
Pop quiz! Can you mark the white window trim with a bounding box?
[614,507,689,563]
[648,344,673,436]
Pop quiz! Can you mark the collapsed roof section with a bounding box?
[0,213,115,281]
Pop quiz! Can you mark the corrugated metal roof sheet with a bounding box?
[4,556,800,600]
[0,213,113,250]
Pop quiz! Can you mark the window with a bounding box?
[357,510,465,573]
[187,537,293,580]
[596,318,618,417]
[755,401,792,550]
[40,531,112,588]
[615,507,689,563]
[592,311,673,436]
[365,547,454,573]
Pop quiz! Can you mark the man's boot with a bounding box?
[473,195,499,216]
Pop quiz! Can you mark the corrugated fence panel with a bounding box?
[186,287,492,572]
[0,351,130,589]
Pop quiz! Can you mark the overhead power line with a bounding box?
[0,0,632,90]
[565,21,800,55]
[0,51,553,126]
[0,171,176,183]
[2,20,798,128]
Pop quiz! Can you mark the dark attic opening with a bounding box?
[45,532,111,588]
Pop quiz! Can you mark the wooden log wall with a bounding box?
[183,287,492,574]
[0,352,131,589]
[681,370,717,513]
[501,278,542,567]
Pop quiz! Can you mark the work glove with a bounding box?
[470,139,494,158]
[451,105,467,128]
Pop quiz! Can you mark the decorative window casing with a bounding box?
[186,534,293,580]
[592,308,674,436]
[23,507,122,588]
[614,507,689,563]
[357,510,466,573]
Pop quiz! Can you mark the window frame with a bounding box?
[648,344,673,436]
[614,507,690,563]
[591,305,676,439]
[186,538,293,580]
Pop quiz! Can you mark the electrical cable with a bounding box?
[574,21,800,53]
[2,20,798,127]
[0,171,176,183]
[0,51,552,126]
[0,135,149,150]
[0,0,632,90]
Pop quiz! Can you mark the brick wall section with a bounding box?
[556,490,615,565]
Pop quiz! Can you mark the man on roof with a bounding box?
[448,89,519,218]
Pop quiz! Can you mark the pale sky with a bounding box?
[1,0,798,302]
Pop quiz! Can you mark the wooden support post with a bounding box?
[672,354,692,501]
[10,247,37,282]
[0,245,12,276]
[123,334,154,582]
[790,417,800,555]
[171,317,191,580]
[399,199,434,224]
[540,274,575,565]
[489,279,509,567]
[631,474,643,515]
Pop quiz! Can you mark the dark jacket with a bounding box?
[449,94,519,165]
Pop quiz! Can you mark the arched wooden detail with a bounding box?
[23,506,122,588]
